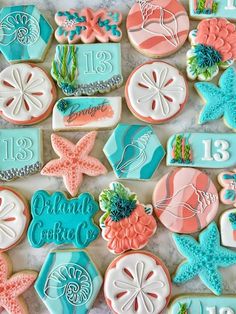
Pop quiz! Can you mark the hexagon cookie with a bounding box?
[35,249,103,314]
[0,5,53,63]
[103,123,165,180]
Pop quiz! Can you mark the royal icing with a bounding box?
[153,168,219,234]
[55,8,122,43]
[104,251,171,314]
[126,0,189,58]
[103,124,165,180]
[99,182,156,254]
[218,169,236,206]
[0,5,53,63]
[51,43,123,96]
[187,18,236,81]
[220,208,236,248]
[0,64,56,125]
[0,252,37,314]
[35,249,103,314]
[41,132,107,197]
[52,97,122,131]
[0,128,42,181]
[167,133,236,168]
[173,222,236,295]
[125,61,188,123]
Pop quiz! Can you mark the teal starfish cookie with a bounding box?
[172,222,236,295]
[195,67,236,130]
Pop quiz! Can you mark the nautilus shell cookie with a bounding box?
[35,249,103,314]
[126,0,189,58]
[103,123,165,180]
[104,251,171,314]
[0,64,57,125]
[153,168,219,234]
[0,5,53,63]
[125,61,188,124]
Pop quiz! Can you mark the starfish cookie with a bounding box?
[172,222,236,295]
[41,132,107,196]
[0,252,37,314]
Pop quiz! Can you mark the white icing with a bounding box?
[202,139,230,162]
[225,0,236,9]
[105,253,170,314]
[0,189,27,250]
[207,307,235,314]
[220,208,236,248]
[0,64,54,122]
[127,62,187,121]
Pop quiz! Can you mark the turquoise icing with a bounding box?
[189,0,236,19]
[103,123,165,180]
[28,190,99,248]
[172,222,236,295]
[35,250,103,314]
[0,5,53,62]
[194,44,222,68]
[167,132,236,168]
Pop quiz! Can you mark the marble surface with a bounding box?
[0,0,236,313]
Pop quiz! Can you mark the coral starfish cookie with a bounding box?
[172,222,236,295]
[218,169,236,206]
[41,132,107,197]
[0,252,37,313]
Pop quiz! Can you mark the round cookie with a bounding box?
[153,168,219,233]
[125,61,188,123]
[126,0,189,58]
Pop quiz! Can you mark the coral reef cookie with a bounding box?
[51,43,123,96]
[126,0,189,58]
[187,18,236,81]
[104,251,171,314]
[28,190,99,248]
[195,67,236,130]
[172,222,236,295]
[0,64,57,125]
[103,124,165,180]
[52,97,122,131]
[153,168,219,234]
[0,128,42,181]
[41,132,107,197]
[35,249,103,314]
[218,169,236,206]
[55,8,122,44]
[0,5,53,63]
[99,182,157,254]
[0,252,37,314]
[125,61,188,124]
[220,208,236,248]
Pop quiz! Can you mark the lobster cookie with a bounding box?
[104,251,171,314]
[218,169,236,206]
[153,168,219,234]
[125,61,188,123]
[126,0,189,58]
[99,182,157,254]
[55,8,122,43]
[0,64,57,125]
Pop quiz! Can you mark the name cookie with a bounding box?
[167,133,236,168]
[51,43,123,96]
[220,208,236,248]
[52,97,121,131]
[218,169,236,206]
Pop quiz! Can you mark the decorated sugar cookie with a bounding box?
[125,61,188,123]
[55,8,122,44]
[103,124,165,180]
[35,249,103,314]
[220,208,236,248]
[126,0,189,58]
[218,169,236,206]
[0,252,37,314]
[0,64,57,125]
[52,97,122,131]
[104,251,171,314]
[0,5,53,63]
[153,168,219,234]
[99,182,157,254]
[51,43,123,96]
[172,222,236,295]
[41,132,107,197]
[187,18,236,81]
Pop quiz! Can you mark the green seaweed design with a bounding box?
[177,300,205,314]
[188,55,218,80]
[195,0,218,14]
[171,134,192,164]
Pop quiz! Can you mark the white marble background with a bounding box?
[0,0,236,313]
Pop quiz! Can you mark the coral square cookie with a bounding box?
[218,169,236,206]
[125,61,188,123]
[126,0,189,58]
[104,251,171,314]
[220,208,236,248]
